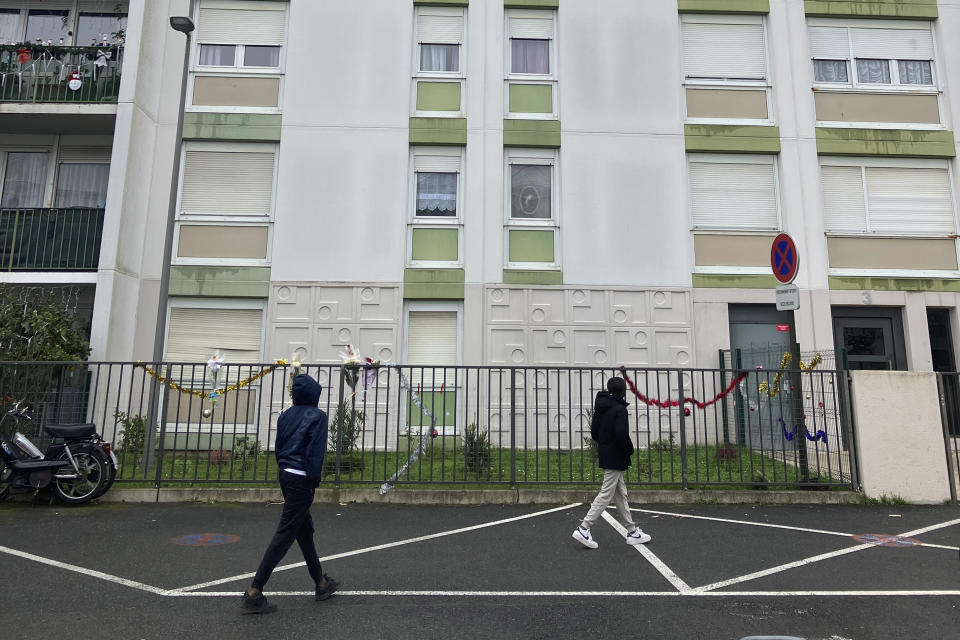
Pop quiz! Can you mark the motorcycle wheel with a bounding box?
[0,458,10,502]
[94,456,117,498]
[53,446,107,504]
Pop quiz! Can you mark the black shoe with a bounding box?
[240,592,277,615]
[315,574,341,601]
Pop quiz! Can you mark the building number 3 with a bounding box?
[861,291,872,305]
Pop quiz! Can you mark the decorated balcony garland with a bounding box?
[757,352,823,398]
[619,366,748,414]
[135,359,289,401]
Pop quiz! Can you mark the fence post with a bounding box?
[678,369,688,491]
[790,341,810,482]
[936,373,958,505]
[718,349,730,444]
[153,364,172,488]
[840,367,862,492]
[510,367,517,489]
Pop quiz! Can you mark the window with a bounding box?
[682,15,767,83]
[505,9,556,118]
[505,149,558,268]
[76,12,127,47]
[417,173,457,217]
[1,152,49,208]
[821,160,955,235]
[0,9,18,45]
[405,303,460,432]
[165,305,264,366]
[688,155,779,231]
[195,1,286,70]
[510,165,551,220]
[0,7,127,46]
[410,149,462,265]
[25,9,68,43]
[55,164,109,208]
[179,143,277,218]
[808,23,936,87]
[416,7,464,74]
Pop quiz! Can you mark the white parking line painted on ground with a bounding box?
[168,589,960,598]
[0,543,167,595]
[601,511,692,593]
[170,502,583,594]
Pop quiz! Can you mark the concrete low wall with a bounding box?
[850,371,951,504]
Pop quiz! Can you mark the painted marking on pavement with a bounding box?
[170,533,240,546]
[851,533,920,548]
[0,543,167,595]
[170,502,583,593]
[168,589,960,598]
[602,511,692,594]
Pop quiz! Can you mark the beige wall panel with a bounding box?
[814,92,940,124]
[827,237,957,270]
[178,225,269,259]
[694,234,776,266]
[685,89,768,120]
[192,76,281,108]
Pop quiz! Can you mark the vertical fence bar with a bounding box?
[678,370,688,491]
[510,367,517,489]
[936,374,958,505]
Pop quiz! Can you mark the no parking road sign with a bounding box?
[771,233,799,284]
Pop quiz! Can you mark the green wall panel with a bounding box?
[404,268,465,299]
[692,274,780,289]
[509,229,555,263]
[505,0,559,7]
[412,228,459,262]
[503,269,563,285]
[182,113,282,142]
[416,81,461,112]
[407,391,457,427]
[509,84,553,114]
[678,0,769,13]
[685,124,781,153]
[815,128,956,158]
[503,119,561,148]
[410,117,467,145]
[829,276,960,292]
[169,266,270,298]
[804,1,937,19]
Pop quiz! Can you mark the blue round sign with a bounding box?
[771,233,799,284]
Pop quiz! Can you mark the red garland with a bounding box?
[619,367,748,411]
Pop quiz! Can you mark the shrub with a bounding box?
[115,410,149,469]
[649,433,677,453]
[325,401,365,475]
[463,423,491,474]
[233,436,263,472]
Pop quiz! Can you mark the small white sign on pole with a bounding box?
[776,283,800,311]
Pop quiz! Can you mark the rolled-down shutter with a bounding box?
[417,9,463,44]
[198,5,286,45]
[58,146,112,164]
[852,27,934,60]
[821,165,867,232]
[180,150,275,216]
[165,307,263,366]
[689,160,778,231]
[414,155,460,173]
[866,167,954,234]
[682,21,766,80]
[509,10,554,39]
[808,26,850,59]
[407,311,458,366]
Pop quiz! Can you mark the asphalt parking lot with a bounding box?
[0,500,958,639]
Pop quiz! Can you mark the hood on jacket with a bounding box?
[594,390,627,414]
[291,374,322,407]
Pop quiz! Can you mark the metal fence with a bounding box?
[936,372,960,504]
[0,45,123,103]
[0,208,105,271]
[0,361,857,491]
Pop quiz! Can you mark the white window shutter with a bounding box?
[866,167,954,234]
[852,27,934,60]
[417,11,463,44]
[509,14,554,39]
[683,22,766,80]
[821,166,867,232]
[407,311,458,366]
[808,26,850,59]
[165,308,263,365]
[181,150,275,216]
[689,160,778,231]
[198,7,286,45]
[414,155,461,173]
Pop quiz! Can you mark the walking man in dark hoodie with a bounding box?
[240,373,340,614]
[572,376,651,549]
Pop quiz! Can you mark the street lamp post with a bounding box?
[143,8,195,475]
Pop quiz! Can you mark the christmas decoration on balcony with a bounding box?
[779,418,827,444]
[757,352,823,398]
[135,359,290,402]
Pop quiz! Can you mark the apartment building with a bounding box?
[2,0,959,387]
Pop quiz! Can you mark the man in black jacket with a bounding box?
[240,374,340,614]
[572,376,652,549]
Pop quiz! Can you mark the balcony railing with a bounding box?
[0,208,104,271]
[0,44,123,104]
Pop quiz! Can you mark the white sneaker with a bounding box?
[572,526,598,549]
[626,528,652,545]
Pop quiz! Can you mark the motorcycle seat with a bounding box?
[44,424,97,439]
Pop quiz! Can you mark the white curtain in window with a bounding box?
[199,44,235,66]
[25,10,68,43]
[512,39,549,74]
[856,59,890,83]
[1,152,48,208]
[814,60,848,83]
[421,44,459,73]
[898,60,933,85]
[416,173,457,216]
[511,165,552,219]
[243,45,280,68]
[55,163,110,208]
[0,10,18,45]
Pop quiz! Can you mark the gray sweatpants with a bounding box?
[580,469,636,531]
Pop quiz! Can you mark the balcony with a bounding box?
[0,45,123,104]
[0,208,104,271]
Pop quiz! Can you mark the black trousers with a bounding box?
[252,470,322,590]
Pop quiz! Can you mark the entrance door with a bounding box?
[728,305,797,451]
[832,307,906,371]
[928,308,959,436]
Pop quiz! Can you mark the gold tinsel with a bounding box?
[757,352,823,398]
[135,359,289,400]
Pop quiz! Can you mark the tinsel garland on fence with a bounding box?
[778,418,827,443]
[619,367,748,413]
[757,352,823,398]
[379,367,439,495]
[135,360,289,401]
